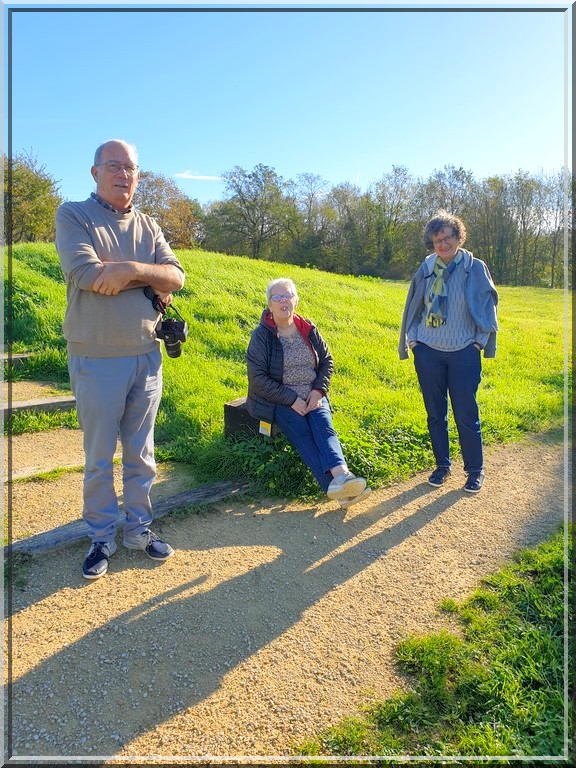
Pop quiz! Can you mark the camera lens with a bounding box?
[164,339,182,358]
[155,317,187,359]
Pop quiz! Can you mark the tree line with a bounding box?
[4,151,570,288]
[203,163,570,288]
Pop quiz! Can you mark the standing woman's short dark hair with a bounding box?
[423,210,467,251]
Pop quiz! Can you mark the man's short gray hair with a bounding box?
[266,278,298,303]
[94,139,139,166]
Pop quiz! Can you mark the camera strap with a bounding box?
[143,286,186,322]
[144,286,167,315]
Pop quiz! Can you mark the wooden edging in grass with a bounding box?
[2,353,31,366]
[5,479,250,556]
[3,395,77,418]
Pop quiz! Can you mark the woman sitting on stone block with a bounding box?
[246,277,371,509]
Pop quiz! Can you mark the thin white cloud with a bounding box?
[175,170,222,181]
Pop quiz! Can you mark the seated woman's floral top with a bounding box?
[280,333,316,400]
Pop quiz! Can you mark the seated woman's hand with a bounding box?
[305,390,323,412]
[291,396,308,416]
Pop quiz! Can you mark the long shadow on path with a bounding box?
[8,431,566,761]
[9,481,458,758]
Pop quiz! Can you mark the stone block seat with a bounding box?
[223,396,280,438]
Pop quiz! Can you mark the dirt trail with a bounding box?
[5,422,566,760]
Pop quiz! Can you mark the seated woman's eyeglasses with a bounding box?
[270,293,294,302]
[96,161,139,175]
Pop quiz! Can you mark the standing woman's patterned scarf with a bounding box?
[425,251,462,327]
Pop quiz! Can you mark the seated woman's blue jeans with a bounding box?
[273,398,346,493]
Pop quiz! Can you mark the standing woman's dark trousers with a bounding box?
[413,343,483,474]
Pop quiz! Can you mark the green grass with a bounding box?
[4,551,34,587]
[7,410,79,436]
[295,526,569,759]
[5,243,570,496]
[4,243,68,359]
[11,464,84,483]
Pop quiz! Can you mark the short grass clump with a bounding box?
[198,431,319,498]
[4,551,34,588]
[5,348,70,382]
[5,243,568,498]
[296,526,568,758]
[6,410,79,436]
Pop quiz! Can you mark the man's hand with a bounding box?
[304,390,323,413]
[91,263,136,295]
[91,262,184,296]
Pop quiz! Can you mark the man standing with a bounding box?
[56,139,185,579]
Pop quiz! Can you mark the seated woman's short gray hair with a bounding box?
[266,278,298,303]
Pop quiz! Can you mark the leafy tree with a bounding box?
[466,175,517,284]
[507,170,540,285]
[219,164,287,259]
[370,165,416,277]
[295,172,330,232]
[273,174,330,267]
[544,168,570,289]
[415,165,478,220]
[3,151,62,243]
[323,183,392,278]
[161,159,570,288]
[132,170,202,249]
[202,199,251,256]
[275,181,308,264]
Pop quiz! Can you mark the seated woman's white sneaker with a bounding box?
[327,472,367,500]
[339,487,372,510]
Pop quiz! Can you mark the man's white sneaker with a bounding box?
[327,471,367,501]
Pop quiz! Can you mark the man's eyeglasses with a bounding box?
[270,292,295,302]
[96,161,139,175]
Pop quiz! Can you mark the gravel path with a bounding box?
[5,423,566,761]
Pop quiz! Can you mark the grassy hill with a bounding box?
[5,243,569,496]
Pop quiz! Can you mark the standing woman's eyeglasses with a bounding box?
[432,235,456,248]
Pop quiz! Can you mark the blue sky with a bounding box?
[5,2,569,207]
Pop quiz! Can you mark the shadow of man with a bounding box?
[9,482,462,758]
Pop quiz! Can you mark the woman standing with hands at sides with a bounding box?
[399,211,498,494]
[246,278,371,509]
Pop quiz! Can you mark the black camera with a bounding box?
[144,286,188,358]
[155,317,188,358]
